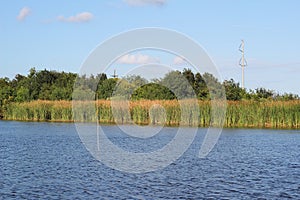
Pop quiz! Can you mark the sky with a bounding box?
[1,0,300,95]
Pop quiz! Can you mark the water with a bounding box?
[0,121,299,199]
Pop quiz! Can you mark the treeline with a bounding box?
[0,67,298,109]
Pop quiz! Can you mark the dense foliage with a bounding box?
[0,68,299,118]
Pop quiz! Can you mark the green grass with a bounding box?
[3,100,300,129]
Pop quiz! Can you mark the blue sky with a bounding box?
[1,0,300,95]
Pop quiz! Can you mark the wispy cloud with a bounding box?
[57,12,93,23]
[117,54,160,64]
[17,7,31,21]
[124,0,167,6]
[173,56,187,65]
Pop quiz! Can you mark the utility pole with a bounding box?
[111,69,118,78]
[239,40,247,89]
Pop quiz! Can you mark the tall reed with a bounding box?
[3,100,300,129]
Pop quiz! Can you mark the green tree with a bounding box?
[194,72,209,100]
[15,86,30,102]
[223,79,243,101]
[182,68,195,87]
[125,75,148,87]
[96,78,117,99]
[161,71,195,99]
[202,73,224,100]
[0,78,12,107]
[72,87,95,100]
[255,88,274,99]
[131,83,176,100]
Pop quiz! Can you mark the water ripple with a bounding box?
[0,121,300,199]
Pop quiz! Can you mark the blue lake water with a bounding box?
[0,121,300,199]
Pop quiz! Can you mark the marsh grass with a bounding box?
[3,100,300,128]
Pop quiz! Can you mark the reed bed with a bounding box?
[4,100,73,122]
[225,100,300,129]
[3,100,300,129]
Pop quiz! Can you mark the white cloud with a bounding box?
[173,56,187,65]
[17,7,31,21]
[124,0,167,6]
[117,54,160,64]
[57,12,93,23]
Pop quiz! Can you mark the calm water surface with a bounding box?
[0,121,299,199]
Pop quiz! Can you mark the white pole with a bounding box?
[239,40,246,89]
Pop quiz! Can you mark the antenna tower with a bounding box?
[111,69,118,78]
[239,40,247,89]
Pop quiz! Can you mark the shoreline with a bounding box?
[2,99,300,129]
[1,118,299,130]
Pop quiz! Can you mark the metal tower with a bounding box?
[239,40,247,89]
[111,69,118,78]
